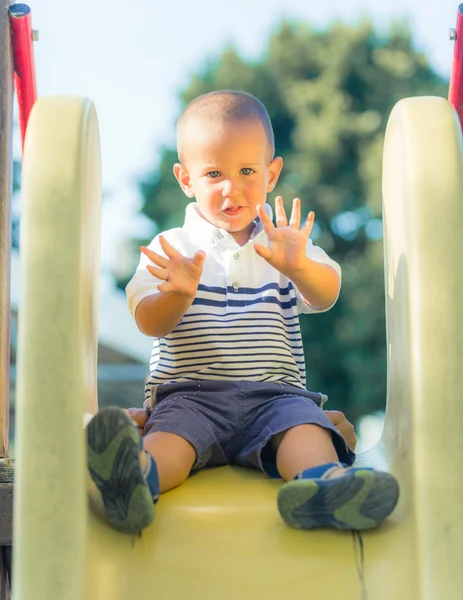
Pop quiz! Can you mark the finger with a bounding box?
[302,211,315,237]
[131,411,149,426]
[159,235,180,259]
[256,204,275,234]
[146,264,168,281]
[157,281,174,293]
[253,243,272,261]
[348,436,357,452]
[325,410,356,451]
[125,407,141,417]
[192,250,206,267]
[289,198,301,228]
[324,410,337,426]
[140,246,168,268]
[125,408,148,430]
[324,410,344,427]
[275,196,288,227]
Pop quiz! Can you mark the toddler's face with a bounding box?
[174,119,282,245]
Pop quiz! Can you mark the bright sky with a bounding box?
[23,0,460,271]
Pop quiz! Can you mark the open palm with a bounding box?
[141,235,205,297]
[254,197,314,276]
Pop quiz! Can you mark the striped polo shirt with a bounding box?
[126,202,341,408]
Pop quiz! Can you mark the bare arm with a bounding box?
[254,197,340,310]
[135,291,195,338]
[133,235,205,338]
[285,258,340,310]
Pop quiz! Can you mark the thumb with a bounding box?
[254,243,272,261]
[192,250,206,267]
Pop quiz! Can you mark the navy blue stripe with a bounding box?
[175,320,300,333]
[156,346,304,357]
[152,366,301,379]
[152,361,300,375]
[162,338,303,350]
[197,282,294,296]
[164,329,302,341]
[152,358,302,372]
[165,329,302,339]
[152,357,305,369]
[148,374,252,382]
[207,365,301,375]
[180,310,299,323]
[153,346,305,357]
[146,373,305,384]
[155,351,305,362]
[155,358,305,370]
[154,366,303,378]
[158,337,304,347]
[196,284,226,294]
[192,297,298,309]
[260,373,303,385]
[170,324,300,335]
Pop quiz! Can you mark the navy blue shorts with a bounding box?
[144,380,355,477]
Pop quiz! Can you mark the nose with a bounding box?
[221,177,240,197]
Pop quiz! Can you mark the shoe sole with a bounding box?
[87,407,154,533]
[277,470,399,530]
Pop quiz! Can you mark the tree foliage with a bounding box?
[137,20,447,421]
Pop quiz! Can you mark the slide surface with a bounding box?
[13,96,463,600]
[85,465,415,600]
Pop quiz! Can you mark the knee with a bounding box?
[273,423,332,452]
[143,431,196,492]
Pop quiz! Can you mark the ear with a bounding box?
[173,163,195,198]
[266,156,283,192]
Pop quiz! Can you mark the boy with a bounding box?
[87,90,399,534]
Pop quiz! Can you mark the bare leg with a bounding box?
[272,424,341,481]
[141,431,196,493]
[274,424,399,530]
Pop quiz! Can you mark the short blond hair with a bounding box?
[177,90,275,162]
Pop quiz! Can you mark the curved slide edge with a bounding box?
[380,95,463,599]
[13,96,102,600]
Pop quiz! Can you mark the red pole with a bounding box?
[9,3,37,152]
[449,4,463,129]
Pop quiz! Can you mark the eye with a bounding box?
[207,171,221,179]
[241,168,255,175]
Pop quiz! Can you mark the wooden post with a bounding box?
[0,0,13,458]
[0,3,13,596]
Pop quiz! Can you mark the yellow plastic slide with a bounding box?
[12,96,463,600]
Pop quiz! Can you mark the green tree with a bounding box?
[137,20,447,421]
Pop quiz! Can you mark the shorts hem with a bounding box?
[236,418,355,478]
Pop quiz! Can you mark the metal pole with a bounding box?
[0,0,13,459]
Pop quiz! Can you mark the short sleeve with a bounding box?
[125,235,165,318]
[294,238,342,314]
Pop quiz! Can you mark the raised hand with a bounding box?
[140,235,205,297]
[253,196,314,276]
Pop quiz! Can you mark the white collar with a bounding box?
[183,202,272,247]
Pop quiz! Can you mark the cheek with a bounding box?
[246,177,268,196]
[196,183,222,205]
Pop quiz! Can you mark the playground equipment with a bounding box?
[2,3,463,600]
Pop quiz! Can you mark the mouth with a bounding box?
[223,206,245,216]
